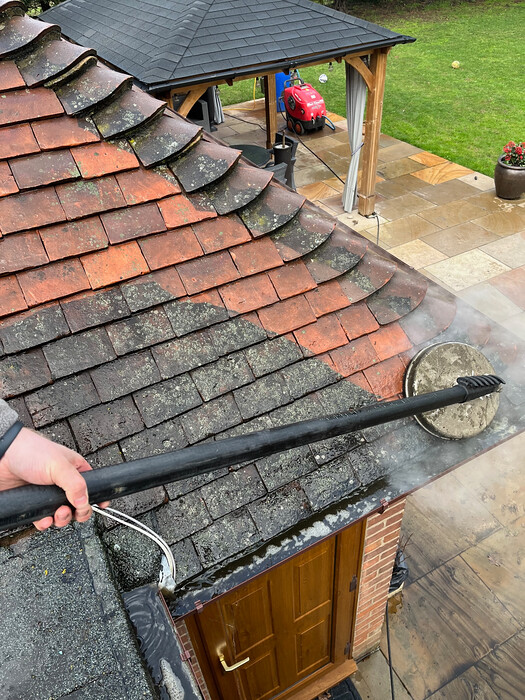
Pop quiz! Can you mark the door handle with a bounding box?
[219,653,250,672]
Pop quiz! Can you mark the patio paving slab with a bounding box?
[376,193,435,221]
[413,179,480,206]
[366,214,440,248]
[488,266,525,309]
[409,151,448,167]
[461,521,525,626]
[500,310,525,340]
[426,664,499,700]
[458,282,523,322]
[480,232,525,268]
[352,649,411,700]
[458,172,496,191]
[410,160,472,185]
[378,157,425,179]
[380,554,520,699]
[419,199,487,228]
[423,249,510,291]
[377,142,422,163]
[472,208,525,236]
[388,239,447,269]
[422,221,499,256]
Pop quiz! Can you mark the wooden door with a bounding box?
[188,522,363,700]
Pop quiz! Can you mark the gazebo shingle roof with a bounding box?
[1,1,524,601]
[42,0,414,89]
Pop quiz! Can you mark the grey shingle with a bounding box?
[42,0,412,88]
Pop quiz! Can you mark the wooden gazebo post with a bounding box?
[356,47,389,216]
[263,75,277,149]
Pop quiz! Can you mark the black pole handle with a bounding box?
[0,375,503,530]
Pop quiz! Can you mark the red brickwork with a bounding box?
[352,498,406,660]
[174,618,212,700]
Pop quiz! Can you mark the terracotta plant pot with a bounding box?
[494,155,525,200]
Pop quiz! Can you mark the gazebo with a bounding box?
[42,0,414,215]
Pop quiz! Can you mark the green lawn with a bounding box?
[219,0,524,176]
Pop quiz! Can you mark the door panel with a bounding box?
[192,522,364,700]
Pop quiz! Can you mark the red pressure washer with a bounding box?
[282,75,335,135]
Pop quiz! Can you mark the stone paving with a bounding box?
[219,101,525,700]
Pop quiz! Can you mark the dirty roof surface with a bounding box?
[0,0,524,608]
[41,0,414,90]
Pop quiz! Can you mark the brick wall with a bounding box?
[351,498,406,660]
[174,618,211,700]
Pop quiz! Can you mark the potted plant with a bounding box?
[494,140,525,199]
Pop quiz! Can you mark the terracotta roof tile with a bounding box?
[9,149,80,189]
[206,162,273,215]
[100,202,166,244]
[177,250,240,295]
[93,86,165,139]
[0,123,40,159]
[60,288,130,333]
[0,229,48,273]
[193,214,251,253]
[81,240,148,289]
[128,114,200,167]
[0,275,27,317]
[139,227,203,270]
[268,259,317,300]
[31,115,100,150]
[363,356,405,399]
[366,267,427,325]
[0,160,17,196]
[241,185,305,237]
[219,273,279,314]
[368,323,412,362]
[0,187,64,234]
[294,314,348,355]
[115,166,180,205]
[399,286,456,345]
[17,258,89,306]
[338,302,380,341]
[230,237,283,277]
[158,192,216,229]
[16,38,94,87]
[305,280,349,317]
[258,295,316,335]
[304,228,367,283]
[0,87,63,126]
[0,347,51,397]
[329,336,378,377]
[40,216,108,261]
[0,14,57,59]
[0,303,69,355]
[121,268,185,311]
[0,59,24,89]
[54,63,132,116]
[71,140,139,179]
[270,206,334,261]
[56,175,126,219]
[171,138,240,193]
[339,251,397,303]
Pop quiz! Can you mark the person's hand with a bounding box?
[0,427,94,531]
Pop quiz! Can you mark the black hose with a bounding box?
[385,600,396,700]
